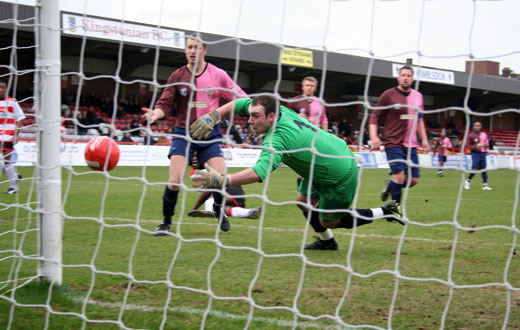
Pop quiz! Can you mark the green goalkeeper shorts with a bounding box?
[298,167,358,222]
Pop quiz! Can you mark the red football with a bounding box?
[84,136,120,171]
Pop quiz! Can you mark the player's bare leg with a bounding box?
[296,193,338,250]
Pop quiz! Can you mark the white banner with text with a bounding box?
[13,142,516,170]
[62,13,185,49]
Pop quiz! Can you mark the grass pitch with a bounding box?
[1,165,519,329]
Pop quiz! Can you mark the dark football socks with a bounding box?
[302,210,327,233]
[162,186,178,225]
[212,191,224,217]
[338,209,374,229]
[389,181,403,204]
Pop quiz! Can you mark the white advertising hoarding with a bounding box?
[62,13,185,49]
[392,63,455,85]
[14,142,514,170]
[14,142,261,168]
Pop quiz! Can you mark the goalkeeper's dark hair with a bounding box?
[399,65,414,75]
[186,33,207,49]
[251,95,278,116]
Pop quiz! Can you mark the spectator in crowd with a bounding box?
[84,93,98,107]
[79,96,88,107]
[447,121,456,131]
[252,136,259,145]
[114,104,126,119]
[337,118,350,137]
[427,120,440,129]
[100,97,113,114]
[85,107,104,126]
[61,104,71,119]
[127,95,142,114]
[221,120,243,144]
[62,91,74,105]
[446,121,461,138]
[239,126,248,140]
[230,125,243,144]
[119,98,131,114]
[127,95,137,113]
[361,129,370,146]
[130,116,142,136]
[76,112,89,135]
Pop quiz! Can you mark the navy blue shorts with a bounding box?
[438,155,447,163]
[471,152,486,170]
[385,147,420,178]
[168,125,224,166]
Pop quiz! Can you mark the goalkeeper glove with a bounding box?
[190,110,221,139]
[191,163,230,189]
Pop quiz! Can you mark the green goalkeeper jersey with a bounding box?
[234,98,357,185]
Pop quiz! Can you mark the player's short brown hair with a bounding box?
[399,65,414,75]
[252,95,278,116]
[302,76,318,86]
[186,33,207,49]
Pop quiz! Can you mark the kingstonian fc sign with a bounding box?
[62,13,185,49]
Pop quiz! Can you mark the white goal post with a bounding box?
[36,0,62,285]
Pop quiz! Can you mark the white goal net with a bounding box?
[1,0,519,329]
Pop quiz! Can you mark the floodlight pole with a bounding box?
[37,0,62,285]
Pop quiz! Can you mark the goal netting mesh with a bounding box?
[1,0,519,329]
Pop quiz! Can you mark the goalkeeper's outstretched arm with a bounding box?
[215,100,237,119]
[229,168,261,186]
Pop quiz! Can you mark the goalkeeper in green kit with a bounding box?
[190,95,403,248]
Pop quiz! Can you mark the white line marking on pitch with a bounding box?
[64,293,354,329]
[100,218,516,247]
[62,181,518,204]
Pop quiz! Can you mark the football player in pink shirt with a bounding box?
[433,129,452,177]
[369,65,430,206]
[287,77,328,131]
[142,34,247,235]
[464,121,492,190]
